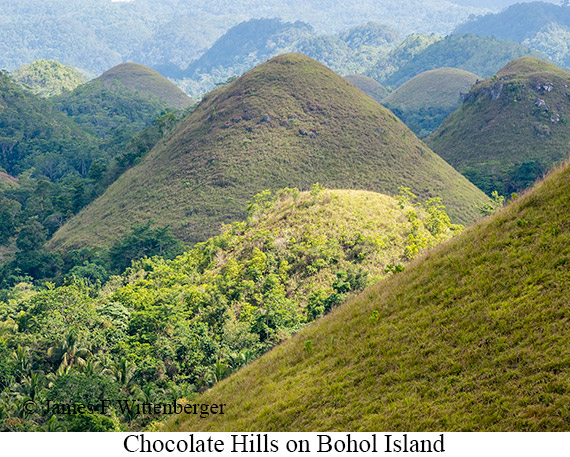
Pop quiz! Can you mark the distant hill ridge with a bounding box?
[49,53,488,250]
[374,34,546,89]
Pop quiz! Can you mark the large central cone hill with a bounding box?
[50,54,488,249]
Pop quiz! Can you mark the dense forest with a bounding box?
[0,70,190,294]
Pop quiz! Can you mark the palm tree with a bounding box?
[107,358,137,392]
[11,345,31,377]
[47,332,91,371]
[13,372,45,402]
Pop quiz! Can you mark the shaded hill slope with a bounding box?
[166,152,570,432]
[428,57,570,195]
[382,67,479,136]
[344,75,388,103]
[454,2,570,43]
[49,54,488,249]
[178,19,399,97]
[0,71,99,179]
[453,2,570,70]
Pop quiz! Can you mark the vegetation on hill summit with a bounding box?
[12,59,87,97]
[0,186,461,431]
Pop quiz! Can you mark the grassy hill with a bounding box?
[53,64,186,153]
[427,57,570,195]
[165,154,570,432]
[99,63,194,109]
[49,54,489,250]
[344,75,388,103]
[382,67,479,136]
[377,34,545,89]
[11,59,87,97]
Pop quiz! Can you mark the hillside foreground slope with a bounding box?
[49,54,488,249]
[166,158,570,432]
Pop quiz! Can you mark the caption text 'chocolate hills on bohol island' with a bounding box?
[0,0,570,433]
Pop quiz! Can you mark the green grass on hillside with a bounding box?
[49,54,488,250]
[343,75,388,103]
[382,67,479,137]
[428,57,570,196]
[99,63,194,109]
[165,158,570,432]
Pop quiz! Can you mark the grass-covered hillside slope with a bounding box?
[99,63,194,109]
[12,59,87,97]
[0,187,462,431]
[166,157,570,432]
[49,54,488,249]
[344,75,388,103]
[382,67,479,136]
[377,34,545,89]
[428,57,570,195]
